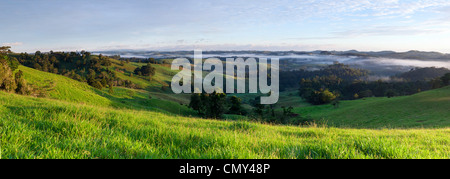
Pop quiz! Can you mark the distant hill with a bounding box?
[376,50,450,60]
[316,50,450,60]
[396,67,450,81]
[95,50,450,61]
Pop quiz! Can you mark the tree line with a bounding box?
[189,92,247,119]
[297,63,450,105]
[11,50,155,91]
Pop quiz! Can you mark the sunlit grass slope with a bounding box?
[109,59,175,90]
[109,59,192,104]
[19,65,194,116]
[0,91,449,159]
[20,65,111,107]
[294,86,450,129]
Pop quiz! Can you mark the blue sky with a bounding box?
[1,0,450,53]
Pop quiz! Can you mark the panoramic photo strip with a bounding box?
[1,0,450,176]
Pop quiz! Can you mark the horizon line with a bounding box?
[8,48,450,55]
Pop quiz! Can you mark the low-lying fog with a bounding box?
[98,52,450,76]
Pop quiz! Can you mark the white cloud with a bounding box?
[5,0,450,52]
[93,42,338,51]
[2,42,23,46]
[235,0,450,21]
[335,25,445,37]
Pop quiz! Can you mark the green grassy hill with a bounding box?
[294,86,450,129]
[1,64,449,159]
[1,90,449,159]
[20,65,112,107]
[19,65,195,116]
[109,59,192,103]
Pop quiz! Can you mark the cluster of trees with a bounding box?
[280,63,368,91]
[188,92,246,119]
[249,97,302,124]
[297,63,450,105]
[429,73,450,89]
[301,88,338,105]
[296,63,367,104]
[188,92,304,125]
[111,55,161,65]
[14,51,141,90]
[443,73,450,86]
[0,46,30,95]
[395,67,450,81]
[134,63,156,77]
[300,77,433,102]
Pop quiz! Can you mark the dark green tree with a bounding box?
[189,93,203,115]
[205,92,226,119]
[331,98,340,109]
[441,73,450,86]
[282,106,294,116]
[134,63,156,77]
[386,90,396,98]
[108,84,114,94]
[228,96,245,115]
[189,92,227,119]
[15,70,29,95]
[303,89,337,105]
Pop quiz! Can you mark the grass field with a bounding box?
[294,86,450,129]
[1,65,449,159]
[1,90,449,159]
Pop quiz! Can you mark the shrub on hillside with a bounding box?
[303,89,337,105]
[0,46,31,95]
